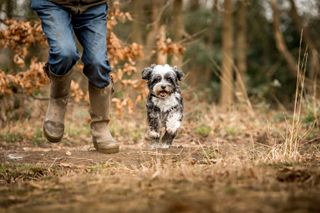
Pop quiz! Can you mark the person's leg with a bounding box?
[72,4,119,154]
[31,0,80,75]
[73,3,111,88]
[31,0,79,142]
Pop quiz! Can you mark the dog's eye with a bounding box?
[165,76,174,83]
[151,76,161,84]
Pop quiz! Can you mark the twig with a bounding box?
[49,157,63,169]
[179,28,207,44]
[148,0,173,28]
[0,19,8,25]
[196,139,214,166]
[31,93,49,101]
[141,148,184,156]
[303,136,320,144]
[67,157,94,162]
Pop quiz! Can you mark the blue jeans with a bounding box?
[31,0,111,88]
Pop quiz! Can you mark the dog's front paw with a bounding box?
[148,130,160,139]
[150,142,162,149]
[150,142,170,149]
[148,130,160,147]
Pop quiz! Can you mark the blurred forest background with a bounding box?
[1,1,320,211]
[0,0,320,123]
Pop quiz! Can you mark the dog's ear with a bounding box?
[142,67,152,80]
[142,64,156,80]
[173,66,184,81]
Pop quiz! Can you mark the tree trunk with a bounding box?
[6,0,14,18]
[132,0,144,72]
[288,0,320,100]
[199,0,218,90]
[208,0,218,46]
[132,0,143,44]
[235,0,248,103]
[6,0,15,70]
[271,0,298,78]
[311,49,320,114]
[220,0,234,107]
[144,0,161,65]
[172,0,184,67]
[157,25,167,65]
[189,0,200,11]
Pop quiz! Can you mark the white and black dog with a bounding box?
[142,64,184,148]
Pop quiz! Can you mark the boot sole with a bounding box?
[96,146,120,154]
[43,126,63,143]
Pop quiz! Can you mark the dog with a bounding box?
[142,64,184,148]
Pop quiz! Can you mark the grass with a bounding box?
[276,38,309,162]
[32,127,44,145]
[224,126,238,137]
[65,125,90,138]
[0,163,49,183]
[0,112,319,212]
[195,124,211,137]
[1,81,320,211]
[0,132,23,143]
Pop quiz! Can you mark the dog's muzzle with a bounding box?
[154,85,174,98]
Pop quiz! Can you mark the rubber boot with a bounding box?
[43,64,72,143]
[89,83,119,154]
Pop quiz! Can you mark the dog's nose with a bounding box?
[161,85,166,89]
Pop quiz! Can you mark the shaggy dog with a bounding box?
[142,64,184,148]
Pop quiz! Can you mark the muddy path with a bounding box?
[1,142,320,213]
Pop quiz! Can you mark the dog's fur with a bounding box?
[142,64,184,148]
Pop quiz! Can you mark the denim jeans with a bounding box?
[31,0,111,88]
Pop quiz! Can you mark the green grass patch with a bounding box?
[224,186,237,195]
[225,127,238,137]
[0,163,49,182]
[195,124,211,137]
[32,127,45,145]
[0,132,24,143]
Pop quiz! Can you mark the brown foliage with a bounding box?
[157,38,185,57]
[0,3,144,101]
[0,1,183,117]
[0,19,46,69]
[0,60,48,95]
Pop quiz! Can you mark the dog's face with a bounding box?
[142,64,184,99]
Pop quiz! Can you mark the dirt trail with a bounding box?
[1,141,320,213]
